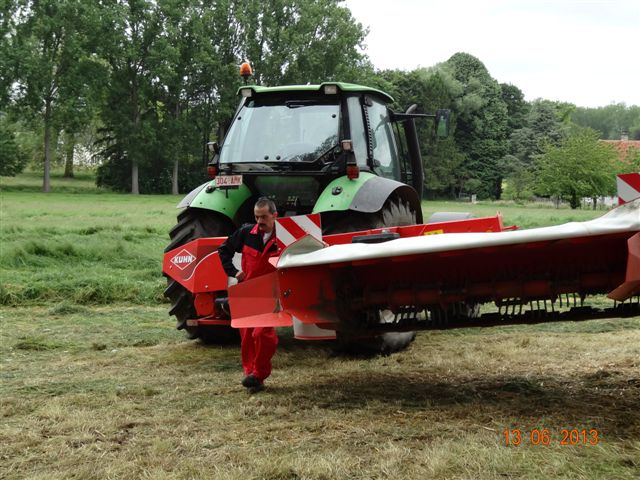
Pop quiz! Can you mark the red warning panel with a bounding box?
[275,214,322,249]
[618,173,640,205]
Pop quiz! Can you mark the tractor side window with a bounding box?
[347,96,368,166]
[366,98,400,181]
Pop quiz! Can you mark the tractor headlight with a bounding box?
[323,84,338,95]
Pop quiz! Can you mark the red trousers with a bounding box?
[239,327,278,381]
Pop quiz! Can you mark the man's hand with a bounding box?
[235,271,246,282]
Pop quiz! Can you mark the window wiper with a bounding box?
[285,100,318,109]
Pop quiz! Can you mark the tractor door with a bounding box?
[365,96,402,182]
[346,95,403,182]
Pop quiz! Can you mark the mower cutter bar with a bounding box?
[334,300,640,334]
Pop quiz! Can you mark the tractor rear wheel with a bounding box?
[164,208,239,344]
[323,196,418,355]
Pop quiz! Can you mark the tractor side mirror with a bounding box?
[435,109,450,138]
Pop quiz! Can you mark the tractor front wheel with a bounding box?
[164,208,239,344]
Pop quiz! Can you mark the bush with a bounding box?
[96,150,207,194]
[0,119,27,177]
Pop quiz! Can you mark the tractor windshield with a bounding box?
[220,97,340,163]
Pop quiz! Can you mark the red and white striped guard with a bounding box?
[617,173,640,205]
[275,214,322,249]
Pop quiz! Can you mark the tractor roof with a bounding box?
[237,82,394,103]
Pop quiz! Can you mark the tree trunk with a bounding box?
[570,192,579,209]
[131,161,139,195]
[172,101,180,195]
[201,94,212,166]
[43,99,52,192]
[172,159,179,194]
[494,177,502,200]
[63,131,75,178]
[131,76,140,195]
[592,196,597,210]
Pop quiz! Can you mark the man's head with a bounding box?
[254,197,278,234]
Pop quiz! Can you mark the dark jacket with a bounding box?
[218,223,278,280]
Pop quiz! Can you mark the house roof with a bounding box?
[602,140,640,161]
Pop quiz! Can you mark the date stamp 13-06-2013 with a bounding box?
[503,428,600,447]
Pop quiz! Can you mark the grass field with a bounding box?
[1,171,639,479]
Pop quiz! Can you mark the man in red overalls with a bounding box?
[218,198,279,393]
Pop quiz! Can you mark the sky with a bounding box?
[343,0,639,108]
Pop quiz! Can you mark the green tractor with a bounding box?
[165,80,450,352]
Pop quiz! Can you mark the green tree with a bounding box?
[150,0,199,194]
[535,128,618,209]
[0,0,19,109]
[0,117,27,176]
[238,0,368,86]
[96,0,239,194]
[94,0,368,193]
[96,0,162,194]
[186,0,242,163]
[572,103,640,140]
[625,146,640,170]
[500,83,529,133]
[441,53,509,199]
[54,3,107,180]
[500,154,533,203]
[509,100,568,165]
[373,68,464,198]
[8,0,103,190]
[406,68,463,198]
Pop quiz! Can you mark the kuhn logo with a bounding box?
[171,249,196,270]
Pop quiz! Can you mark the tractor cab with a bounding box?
[199,82,446,222]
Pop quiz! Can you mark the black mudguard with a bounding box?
[350,176,423,223]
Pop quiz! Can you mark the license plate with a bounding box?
[215,175,243,187]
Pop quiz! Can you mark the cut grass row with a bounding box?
[0,184,178,306]
[1,172,606,307]
[1,168,115,194]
